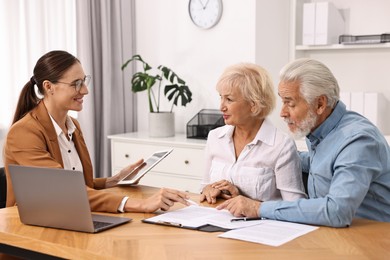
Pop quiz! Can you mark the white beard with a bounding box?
[284,109,317,139]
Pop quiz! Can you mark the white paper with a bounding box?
[218,220,318,247]
[145,205,263,229]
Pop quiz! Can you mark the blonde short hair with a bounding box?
[216,63,275,118]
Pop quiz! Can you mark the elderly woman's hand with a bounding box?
[200,184,223,204]
[211,179,240,199]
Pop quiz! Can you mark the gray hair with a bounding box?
[279,58,340,108]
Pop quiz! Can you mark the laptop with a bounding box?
[8,164,131,233]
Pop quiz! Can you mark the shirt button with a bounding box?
[72,167,75,170]
[68,150,71,153]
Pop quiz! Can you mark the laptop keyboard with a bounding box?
[93,220,113,230]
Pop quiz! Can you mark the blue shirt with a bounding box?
[260,101,390,227]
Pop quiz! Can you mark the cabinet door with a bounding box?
[112,141,204,174]
[112,141,161,170]
[141,172,202,193]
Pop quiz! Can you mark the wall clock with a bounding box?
[188,0,223,29]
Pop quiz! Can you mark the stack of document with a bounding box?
[302,2,345,45]
[340,91,389,134]
[144,205,318,247]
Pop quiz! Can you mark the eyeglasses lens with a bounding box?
[75,75,91,91]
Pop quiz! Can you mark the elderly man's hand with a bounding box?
[217,195,261,218]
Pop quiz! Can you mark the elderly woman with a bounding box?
[200,63,306,206]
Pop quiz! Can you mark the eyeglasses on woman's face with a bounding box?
[55,75,91,92]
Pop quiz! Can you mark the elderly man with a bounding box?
[217,58,390,227]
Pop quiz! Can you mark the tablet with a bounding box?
[117,149,173,185]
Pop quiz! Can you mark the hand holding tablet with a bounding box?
[118,149,173,185]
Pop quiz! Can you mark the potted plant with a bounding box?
[121,54,192,137]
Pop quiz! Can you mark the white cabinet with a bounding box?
[108,132,206,193]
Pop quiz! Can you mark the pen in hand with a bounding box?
[185,199,199,206]
[230,217,263,222]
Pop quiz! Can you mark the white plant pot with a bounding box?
[148,112,175,137]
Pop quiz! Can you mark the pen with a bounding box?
[230,217,264,222]
[157,220,182,227]
[185,199,199,206]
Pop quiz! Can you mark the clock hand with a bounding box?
[198,0,205,9]
[204,0,210,8]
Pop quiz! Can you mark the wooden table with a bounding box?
[1,185,389,260]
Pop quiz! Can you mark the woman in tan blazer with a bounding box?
[4,50,189,213]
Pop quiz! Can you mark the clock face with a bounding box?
[189,0,223,29]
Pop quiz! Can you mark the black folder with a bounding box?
[142,218,229,232]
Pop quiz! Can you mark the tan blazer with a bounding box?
[4,101,124,213]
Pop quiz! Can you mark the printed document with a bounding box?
[219,219,318,246]
[144,205,319,246]
[144,205,263,229]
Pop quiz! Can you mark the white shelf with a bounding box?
[290,0,390,135]
[296,43,390,51]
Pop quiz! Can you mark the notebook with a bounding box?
[8,164,131,233]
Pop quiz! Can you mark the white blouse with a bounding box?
[201,118,306,201]
[49,115,83,172]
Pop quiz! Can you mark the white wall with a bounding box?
[133,0,390,136]
[255,0,291,133]
[133,0,291,134]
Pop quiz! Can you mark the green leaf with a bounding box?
[158,65,186,85]
[164,84,192,107]
[122,54,193,112]
[131,72,157,92]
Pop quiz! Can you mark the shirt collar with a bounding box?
[217,125,234,139]
[307,101,346,149]
[255,118,276,146]
[49,114,77,137]
[217,118,277,146]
